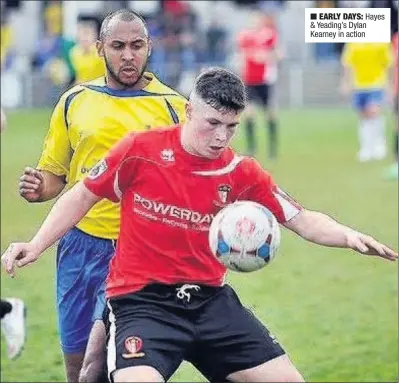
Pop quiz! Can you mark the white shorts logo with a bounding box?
[88,159,108,180]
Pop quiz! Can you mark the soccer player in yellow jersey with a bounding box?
[18,9,187,382]
[340,42,394,162]
[69,16,105,84]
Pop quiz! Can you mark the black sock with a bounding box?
[245,119,256,154]
[0,299,12,319]
[268,119,278,159]
[395,132,398,160]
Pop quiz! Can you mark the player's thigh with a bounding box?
[227,354,304,383]
[56,227,114,353]
[245,86,263,117]
[113,366,164,383]
[106,295,192,382]
[189,285,287,382]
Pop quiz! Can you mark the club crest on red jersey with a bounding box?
[122,336,145,359]
[160,149,175,162]
[214,184,232,207]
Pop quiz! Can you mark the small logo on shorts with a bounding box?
[122,336,145,359]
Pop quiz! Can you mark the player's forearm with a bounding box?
[29,182,100,254]
[36,170,66,202]
[284,209,354,248]
[341,66,351,87]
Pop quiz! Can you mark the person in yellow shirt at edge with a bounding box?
[340,42,394,162]
[69,15,106,84]
[18,9,187,383]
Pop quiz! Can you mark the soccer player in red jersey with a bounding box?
[2,68,397,383]
[237,11,281,159]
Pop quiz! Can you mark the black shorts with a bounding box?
[105,284,285,382]
[246,84,274,107]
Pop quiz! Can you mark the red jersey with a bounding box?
[84,125,302,298]
[393,32,398,95]
[238,26,278,86]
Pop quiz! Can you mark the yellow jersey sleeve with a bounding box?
[37,94,72,177]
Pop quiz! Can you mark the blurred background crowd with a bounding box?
[1,0,397,109]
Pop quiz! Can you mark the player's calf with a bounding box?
[79,320,107,383]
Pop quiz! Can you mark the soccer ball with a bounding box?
[209,201,281,272]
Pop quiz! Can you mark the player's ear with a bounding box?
[96,40,104,57]
[147,39,152,57]
[185,102,192,120]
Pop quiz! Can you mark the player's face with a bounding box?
[186,102,241,159]
[77,24,97,49]
[97,19,152,89]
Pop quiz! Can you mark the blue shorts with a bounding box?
[56,227,115,354]
[352,89,384,111]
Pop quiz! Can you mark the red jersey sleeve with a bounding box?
[84,132,137,202]
[239,158,303,224]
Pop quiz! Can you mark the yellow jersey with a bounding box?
[69,45,105,84]
[341,43,393,89]
[37,73,187,239]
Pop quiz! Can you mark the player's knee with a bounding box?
[113,366,164,383]
[364,104,381,118]
[227,354,304,383]
[79,362,107,383]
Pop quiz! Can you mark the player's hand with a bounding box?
[19,167,44,202]
[1,242,41,278]
[345,230,398,261]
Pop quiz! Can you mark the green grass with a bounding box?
[1,108,397,382]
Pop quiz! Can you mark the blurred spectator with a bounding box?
[161,0,190,17]
[0,8,15,72]
[258,0,286,12]
[43,0,63,36]
[179,11,199,72]
[205,18,228,67]
[31,13,75,87]
[68,15,105,85]
[147,15,168,81]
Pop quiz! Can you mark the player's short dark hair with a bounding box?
[99,9,148,42]
[193,67,247,113]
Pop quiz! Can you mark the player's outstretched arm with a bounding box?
[1,182,101,277]
[283,209,398,262]
[19,167,66,203]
